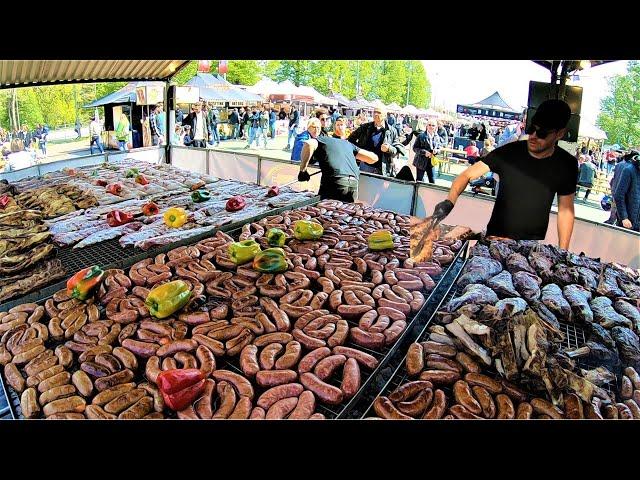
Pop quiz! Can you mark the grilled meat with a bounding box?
[611,327,640,370]
[563,284,594,324]
[540,283,572,322]
[512,271,542,301]
[506,252,536,275]
[590,297,632,329]
[448,284,499,313]
[486,271,520,298]
[457,256,503,288]
[597,268,626,299]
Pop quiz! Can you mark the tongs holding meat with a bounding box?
[410,214,444,262]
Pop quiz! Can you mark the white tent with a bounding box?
[295,85,338,106]
[386,102,402,112]
[246,77,281,96]
[402,104,420,115]
[579,122,608,141]
[370,99,387,110]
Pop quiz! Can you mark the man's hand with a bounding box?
[432,199,454,221]
[622,218,632,229]
[298,170,311,182]
[380,143,389,153]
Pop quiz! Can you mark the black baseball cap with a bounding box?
[531,99,571,130]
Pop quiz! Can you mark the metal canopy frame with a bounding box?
[0,60,191,89]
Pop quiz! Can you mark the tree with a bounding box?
[406,61,430,108]
[272,61,316,86]
[225,61,261,85]
[597,61,640,148]
[171,60,199,85]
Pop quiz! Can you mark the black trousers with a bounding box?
[318,176,359,202]
[192,140,207,148]
[416,166,434,183]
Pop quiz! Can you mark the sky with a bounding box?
[421,60,630,126]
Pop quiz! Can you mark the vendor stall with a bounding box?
[85,81,166,150]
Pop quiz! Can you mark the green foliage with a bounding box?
[170,60,199,85]
[0,60,433,132]
[597,61,640,148]
[258,60,431,108]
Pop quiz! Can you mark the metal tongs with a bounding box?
[410,214,444,262]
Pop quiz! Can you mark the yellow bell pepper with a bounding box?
[145,280,192,319]
[163,207,188,228]
[368,230,395,250]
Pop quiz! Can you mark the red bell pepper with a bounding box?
[225,195,246,212]
[0,195,10,209]
[106,183,122,195]
[142,202,159,216]
[266,185,280,197]
[156,369,206,411]
[66,265,104,300]
[106,209,134,227]
[135,174,149,185]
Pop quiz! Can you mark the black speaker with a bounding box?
[525,107,581,142]
[528,81,583,115]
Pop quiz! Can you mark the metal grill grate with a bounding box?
[362,260,626,418]
[558,321,587,351]
[1,196,321,312]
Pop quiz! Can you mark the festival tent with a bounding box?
[185,73,263,105]
[456,91,522,121]
[386,102,403,112]
[578,122,608,141]
[330,93,360,110]
[295,85,338,106]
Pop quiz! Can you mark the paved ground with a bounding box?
[41,133,614,225]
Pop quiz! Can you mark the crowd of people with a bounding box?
[1,124,49,171]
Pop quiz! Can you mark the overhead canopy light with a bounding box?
[579,60,592,70]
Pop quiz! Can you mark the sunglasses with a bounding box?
[320,117,328,121]
[525,124,556,139]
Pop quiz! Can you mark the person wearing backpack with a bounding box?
[291,121,314,161]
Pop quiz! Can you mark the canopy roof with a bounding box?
[464,91,518,112]
[0,60,189,88]
[386,102,402,112]
[295,85,338,106]
[330,93,360,109]
[579,122,608,140]
[185,73,263,103]
[84,81,165,107]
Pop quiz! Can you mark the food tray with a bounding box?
[0,241,469,420]
[0,196,320,313]
[361,261,622,418]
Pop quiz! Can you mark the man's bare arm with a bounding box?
[300,139,318,171]
[557,193,575,250]
[446,161,491,204]
[355,148,378,165]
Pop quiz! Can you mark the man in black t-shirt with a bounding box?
[297,118,378,202]
[427,99,578,249]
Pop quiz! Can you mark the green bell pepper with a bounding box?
[228,239,262,265]
[253,247,288,273]
[368,230,395,250]
[191,189,211,203]
[266,228,287,247]
[145,280,192,319]
[125,167,140,178]
[293,220,323,240]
